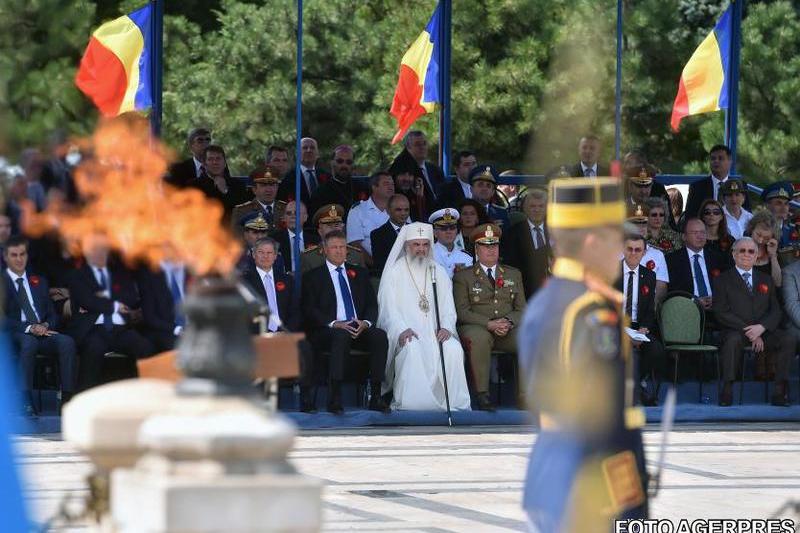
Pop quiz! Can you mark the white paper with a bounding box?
[625,327,650,342]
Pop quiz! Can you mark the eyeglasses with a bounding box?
[649,212,665,218]
[736,248,757,255]
[335,158,353,164]
[703,209,722,216]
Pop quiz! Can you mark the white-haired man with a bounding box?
[377,222,471,411]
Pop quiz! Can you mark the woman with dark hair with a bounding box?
[666,187,684,222]
[456,198,488,255]
[645,197,682,252]
[699,198,734,258]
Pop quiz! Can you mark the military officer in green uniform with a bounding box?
[453,223,526,411]
[519,177,648,531]
[231,167,286,236]
[301,204,364,274]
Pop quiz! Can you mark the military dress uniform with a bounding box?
[469,165,510,228]
[519,177,648,532]
[453,224,525,408]
[429,208,473,277]
[230,168,286,236]
[761,181,800,253]
[300,204,364,274]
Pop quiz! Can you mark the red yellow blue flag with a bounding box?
[389,3,441,144]
[75,5,153,117]
[670,5,733,131]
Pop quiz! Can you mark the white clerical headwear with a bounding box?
[404,222,434,242]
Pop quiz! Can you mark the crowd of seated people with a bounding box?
[4,129,800,418]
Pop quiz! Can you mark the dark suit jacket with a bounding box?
[272,228,321,273]
[422,161,446,200]
[436,179,470,209]
[241,267,300,332]
[301,263,378,331]
[370,221,400,275]
[569,163,610,177]
[190,175,251,220]
[4,271,59,333]
[277,167,330,205]
[712,268,782,332]
[685,176,751,219]
[167,158,199,188]
[502,220,550,299]
[66,264,141,344]
[308,178,366,221]
[614,264,657,331]
[138,268,188,336]
[665,247,727,295]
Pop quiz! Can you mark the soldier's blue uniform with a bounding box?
[519,178,648,532]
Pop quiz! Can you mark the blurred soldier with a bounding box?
[301,204,363,274]
[429,208,472,278]
[761,181,799,248]
[231,167,285,236]
[453,224,525,411]
[519,177,648,530]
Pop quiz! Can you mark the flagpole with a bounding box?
[438,0,452,179]
[149,0,164,137]
[725,0,743,173]
[614,0,623,161]
[293,0,304,298]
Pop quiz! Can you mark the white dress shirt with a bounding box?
[160,261,186,335]
[687,248,713,297]
[193,157,204,178]
[621,263,640,322]
[458,178,472,199]
[724,206,753,240]
[528,220,548,250]
[6,269,40,329]
[433,242,473,278]
[627,246,669,284]
[420,162,437,199]
[580,162,598,177]
[735,266,754,290]
[256,266,281,332]
[90,266,125,325]
[300,164,316,193]
[346,196,389,256]
[479,263,499,281]
[712,174,729,200]
[326,260,359,324]
[286,229,304,272]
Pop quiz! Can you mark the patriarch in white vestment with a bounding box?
[378,222,471,411]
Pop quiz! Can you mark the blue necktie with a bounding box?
[336,266,356,320]
[742,272,753,293]
[306,169,318,194]
[693,254,708,297]
[169,271,186,327]
[98,268,114,329]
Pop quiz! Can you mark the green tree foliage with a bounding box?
[2,0,799,186]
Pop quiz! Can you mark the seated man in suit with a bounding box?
[502,188,551,299]
[370,194,411,276]
[273,200,319,273]
[240,237,316,412]
[616,233,667,405]
[665,218,727,314]
[138,257,190,353]
[454,224,526,411]
[628,205,669,301]
[436,150,476,209]
[67,234,154,390]
[569,135,608,177]
[712,237,793,406]
[191,145,251,223]
[4,236,77,414]
[166,127,212,187]
[277,137,328,207]
[301,230,389,415]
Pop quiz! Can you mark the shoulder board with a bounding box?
[276,200,287,207]
[347,244,362,251]
[302,245,320,254]
[234,200,253,208]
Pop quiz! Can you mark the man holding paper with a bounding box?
[615,232,667,405]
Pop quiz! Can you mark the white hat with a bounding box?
[427,208,460,226]
[403,222,434,242]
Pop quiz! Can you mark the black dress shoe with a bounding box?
[771,382,790,407]
[300,403,318,414]
[475,392,496,412]
[327,403,344,415]
[719,382,733,407]
[368,397,391,414]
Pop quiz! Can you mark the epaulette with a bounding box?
[302,245,320,254]
[347,244,362,252]
[276,200,287,207]
[233,200,254,208]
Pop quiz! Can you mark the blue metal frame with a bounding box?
[293,0,304,297]
[149,0,164,137]
[724,0,743,173]
[614,0,623,161]
[438,0,452,178]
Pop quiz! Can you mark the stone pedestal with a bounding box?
[110,394,322,533]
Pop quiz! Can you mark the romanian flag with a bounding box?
[670,5,732,131]
[389,3,441,144]
[75,5,153,117]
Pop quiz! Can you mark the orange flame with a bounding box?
[22,116,241,275]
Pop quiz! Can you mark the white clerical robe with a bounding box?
[378,260,471,411]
